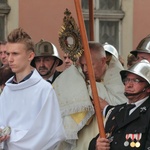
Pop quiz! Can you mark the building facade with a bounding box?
[0,0,150,69]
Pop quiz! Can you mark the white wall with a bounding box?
[121,0,133,68]
[7,0,19,35]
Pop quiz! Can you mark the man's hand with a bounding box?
[0,134,10,143]
[99,98,109,111]
[96,137,110,150]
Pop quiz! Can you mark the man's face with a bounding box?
[0,44,8,65]
[79,50,106,82]
[34,56,58,77]
[137,52,150,62]
[7,43,34,74]
[63,53,73,69]
[124,73,149,101]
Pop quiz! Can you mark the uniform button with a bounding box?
[114,142,117,144]
[118,130,121,133]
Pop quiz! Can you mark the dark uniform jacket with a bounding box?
[89,97,150,150]
[51,71,62,83]
[47,71,62,84]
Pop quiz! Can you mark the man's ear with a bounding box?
[101,57,107,65]
[106,55,112,65]
[29,51,35,62]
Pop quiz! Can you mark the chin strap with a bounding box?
[42,58,57,77]
[124,85,150,96]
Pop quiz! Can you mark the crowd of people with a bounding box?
[0,27,150,150]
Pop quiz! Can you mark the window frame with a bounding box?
[82,0,125,52]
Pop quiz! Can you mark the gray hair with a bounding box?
[88,41,106,58]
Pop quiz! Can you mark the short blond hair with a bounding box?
[7,27,34,52]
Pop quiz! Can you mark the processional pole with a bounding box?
[74,0,106,137]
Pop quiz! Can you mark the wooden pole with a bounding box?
[89,0,94,41]
[74,0,105,138]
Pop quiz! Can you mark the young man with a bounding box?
[0,41,8,66]
[89,60,150,150]
[63,53,73,69]
[32,39,63,83]
[63,53,80,70]
[0,28,65,149]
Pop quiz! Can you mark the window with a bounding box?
[82,0,124,51]
[0,0,10,41]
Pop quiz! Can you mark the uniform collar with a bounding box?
[47,74,54,82]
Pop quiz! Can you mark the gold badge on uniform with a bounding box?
[135,141,140,148]
[124,133,142,148]
[130,141,135,148]
[135,133,142,148]
[130,134,136,147]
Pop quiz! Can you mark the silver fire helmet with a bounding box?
[130,35,150,56]
[120,60,150,84]
[103,42,119,59]
[33,39,63,66]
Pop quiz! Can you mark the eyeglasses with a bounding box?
[123,78,146,84]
